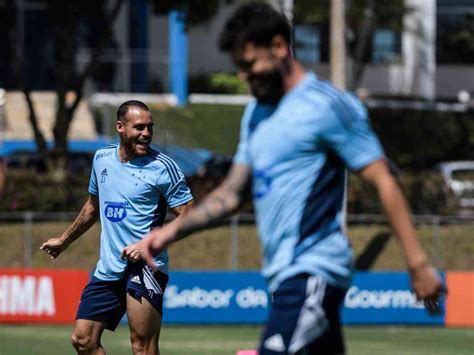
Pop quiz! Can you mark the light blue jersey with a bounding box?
[89,144,193,281]
[234,73,384,292]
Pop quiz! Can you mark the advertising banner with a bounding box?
[1,269,469,326]
[0,269,89,323]
[163,271,269,324]
[341,272,445,325]
[163,271,446,325]
[445,271,474,327]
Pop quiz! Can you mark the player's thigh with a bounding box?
[126,293,162,340]
[76,276,127,332]
[126,262,168,340]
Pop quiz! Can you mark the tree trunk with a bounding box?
[349,0,375,91]
[49,0,125,178]
[7,1,48,160]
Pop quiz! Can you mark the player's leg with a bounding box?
[126,263,169,355]
[127,293,162,355]
[71,319,107,355]
[72,276,128,354]
[259,273,346,355]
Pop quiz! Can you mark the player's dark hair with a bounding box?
[218,2,291,53]
[117,100,150,122]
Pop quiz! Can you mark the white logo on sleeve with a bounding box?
[263,333,286,352]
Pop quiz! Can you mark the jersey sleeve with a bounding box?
[233,101,257,166]
[88,153,99,195]
[318,95,385,172]
[156,158,193,208]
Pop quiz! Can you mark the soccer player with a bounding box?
[137,3,444,354]
[41,100,193,355]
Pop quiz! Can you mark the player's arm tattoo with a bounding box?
[176,164,251,238]
[61,194,100,245]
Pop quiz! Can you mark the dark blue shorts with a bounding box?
[76,262,169,331]
[259,274,347,355]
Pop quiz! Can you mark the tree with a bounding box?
[293,0,409,90]
[7,0,125,177]
[6,0,223,177]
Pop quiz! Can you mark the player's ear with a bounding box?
[271,35,289,59]
[116,119,124,134]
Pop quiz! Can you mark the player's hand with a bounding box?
[409,262,446,315]
[121,242,142,263]
[40,237,69,259]
[139,227,174,270]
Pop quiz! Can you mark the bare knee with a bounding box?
[71,330,97,353]
[130,333,158,355]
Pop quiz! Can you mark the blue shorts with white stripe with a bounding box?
[76,262,169,331]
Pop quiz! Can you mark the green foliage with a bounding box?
[370,108,474,170]
[0,170,89,212]
[348,172,460,215]
[294,0,407,31]
[189,73,249,94]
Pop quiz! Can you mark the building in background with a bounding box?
[0,0,473,100]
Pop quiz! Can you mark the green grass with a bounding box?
[0,325,472,355]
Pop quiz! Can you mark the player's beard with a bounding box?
[121,135,149,157]
[248,59,290,105]
[248,69,284,104]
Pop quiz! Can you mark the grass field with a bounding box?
[0,325,472,355]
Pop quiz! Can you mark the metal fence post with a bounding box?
[23,211,33,268]
[230,215,239,270]
[431,215,442,269]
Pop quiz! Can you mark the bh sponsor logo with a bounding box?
[0,275,55,316]
[344,286,425,309]
[104,201,129,222]
[164,286,268,309]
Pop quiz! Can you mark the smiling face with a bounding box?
[116,106,153,158]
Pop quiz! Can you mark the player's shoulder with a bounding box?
[93,144,118,162]
[293,75,367,124]
[146,147,182,180]
[146,147,178,166]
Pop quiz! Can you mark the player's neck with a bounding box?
[283,60,307,94]
[117,144,137,163]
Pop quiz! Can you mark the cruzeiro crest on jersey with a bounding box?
[100,168,108,183]
[104,201,129,222]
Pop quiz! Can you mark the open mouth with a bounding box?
[136,141,150,150]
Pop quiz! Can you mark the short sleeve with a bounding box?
[233,101,276,166]
[156,157,193,208]
[233,101,256,166]
[319,95,385,171]
[88,154,98,195]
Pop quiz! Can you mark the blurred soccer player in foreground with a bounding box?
[137,3,444,354]
[41,100,193,355]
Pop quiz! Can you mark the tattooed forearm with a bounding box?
[175,164,251,239]
[61,196,99,245]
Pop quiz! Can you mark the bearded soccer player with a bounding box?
[41,100,193,355]
[136,3,444,354]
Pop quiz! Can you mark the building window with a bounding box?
[372,29,400,64]
[437,0,474,63]
[294,24,321,64]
